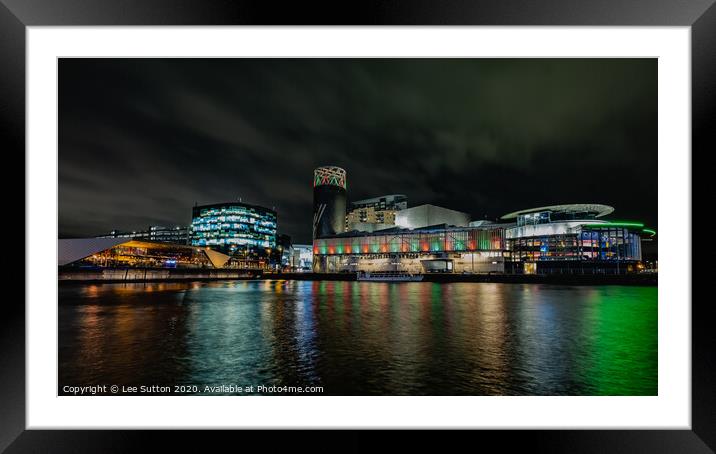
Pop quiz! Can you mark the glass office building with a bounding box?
[190,202,277,255]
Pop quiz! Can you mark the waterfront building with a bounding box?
[346,206,397,232]
[312,224,507,274]
[190,201,277,256]
[149,225,189,244]
[274,233,293,269]
[313,202,654,275]
[345,194,407,232]
[394,204,471,229]
[59,238,232,269]
[350,194,408,211]
[97,225,189,245]
[313,166,347,239]
[291,244,314,271]
[97,229,149,240]
[501,204,650,274]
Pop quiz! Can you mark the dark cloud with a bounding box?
[59,58,657,242]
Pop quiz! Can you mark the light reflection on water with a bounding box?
[59,280,657,395]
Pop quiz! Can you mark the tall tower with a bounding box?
[312,166,347,239]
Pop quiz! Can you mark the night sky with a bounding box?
[59,58,657,243]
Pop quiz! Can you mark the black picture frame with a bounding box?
[2,0,712,451]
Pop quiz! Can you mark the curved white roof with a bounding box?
[501,204,614,220]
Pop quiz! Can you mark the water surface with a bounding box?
[58,280,657,395]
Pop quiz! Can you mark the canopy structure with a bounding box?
[500,204,615,220]
[203,248,231,268]
[58,238,127,266]
[57,238,231,268]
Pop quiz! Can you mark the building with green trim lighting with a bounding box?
[313,202,654,275]
[501,204,651,274]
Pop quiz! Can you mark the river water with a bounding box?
[58,280,657,395]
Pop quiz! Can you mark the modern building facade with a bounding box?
[313,199,654,275]
[313,224,507,274]
[346,206,398,232]
[345,194,407,232]
[190,201,277,256]
[149,225,189,244]
[291,244,314,271]
[350,194,408,211]
[97,230,149,241]
[273,233,293,270]
[313,166,347,239]
[501,204,649,274]
[394,204,471,230]
[97,225,189,245]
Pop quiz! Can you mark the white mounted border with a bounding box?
[26,26,690,429]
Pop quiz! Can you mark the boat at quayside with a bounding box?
[356,271,424,282]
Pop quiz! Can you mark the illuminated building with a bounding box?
[346,206,397,232]
[58,238,232,269]
[313,224,507,274]
[97,230,149,240]
[291,244,314,271]
[273,233,293,269]
[351,194,407,211]
[395,204,470,229]
[313,166,347,239]
[149,226,189,244]
[345,194,407,232]
[97,225,189,245]
[313,203,654,275]
[190,202,277,256]
[501,204,650,274]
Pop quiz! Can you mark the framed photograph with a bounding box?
[4,0,713,451]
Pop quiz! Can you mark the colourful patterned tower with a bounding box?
[312,166,347,239]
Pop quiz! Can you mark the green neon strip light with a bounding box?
[642,228,656,236]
